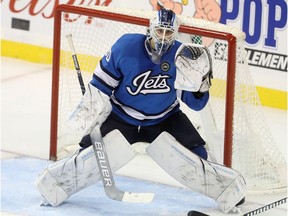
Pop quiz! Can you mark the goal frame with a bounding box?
[50,4,237,167]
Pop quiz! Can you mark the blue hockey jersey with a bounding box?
[90,34,209,126]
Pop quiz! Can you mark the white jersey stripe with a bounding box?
[111,94,179,121]
[94,64,119,88]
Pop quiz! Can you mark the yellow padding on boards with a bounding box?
[2,40,53,64]
[209,79,287,110]
[256,87,287,110]
[60,50,100,72]
[1,40,287,110]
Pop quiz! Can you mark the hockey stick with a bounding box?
[66,34,86,95]
[243,197,287,216]
[91,127,154,203]
[66,34,154,203]
[187,197,287,216]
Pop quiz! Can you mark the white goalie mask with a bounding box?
[146,9,179,63]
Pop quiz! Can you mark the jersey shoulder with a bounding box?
[172,40,182,51]
[115,33,146,48]
[110,34,146,57]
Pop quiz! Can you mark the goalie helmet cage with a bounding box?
[50,4,286,192]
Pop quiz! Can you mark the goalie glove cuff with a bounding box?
[192,91,205,99]
[199,77,211,92]
[198,68,213,92]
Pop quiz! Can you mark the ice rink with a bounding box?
[1,57,287,216]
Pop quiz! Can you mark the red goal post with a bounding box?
[50,4,286,192]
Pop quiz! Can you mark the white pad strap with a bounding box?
[35,130,136,206]
[146,132,246,213]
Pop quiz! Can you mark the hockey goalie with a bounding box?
[35,8,246,213]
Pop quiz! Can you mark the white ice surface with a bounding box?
[1,57,287,216]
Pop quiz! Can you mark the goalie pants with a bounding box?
[81,111,207,159]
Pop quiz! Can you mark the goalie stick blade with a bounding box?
[105,188,154,204]
[123,192,154,203]
[187,211,209,216]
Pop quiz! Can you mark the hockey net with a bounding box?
[51,4,287,191]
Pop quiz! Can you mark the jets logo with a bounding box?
[161,62,170,72]
[126,70,171,95]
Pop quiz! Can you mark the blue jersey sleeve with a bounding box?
[90,36,124,96]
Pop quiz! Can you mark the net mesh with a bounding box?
[53,5,287,191]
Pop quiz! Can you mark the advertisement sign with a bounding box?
[1,0,287,93]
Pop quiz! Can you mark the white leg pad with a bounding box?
[35,130,137,206]
[146,132,246,213]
